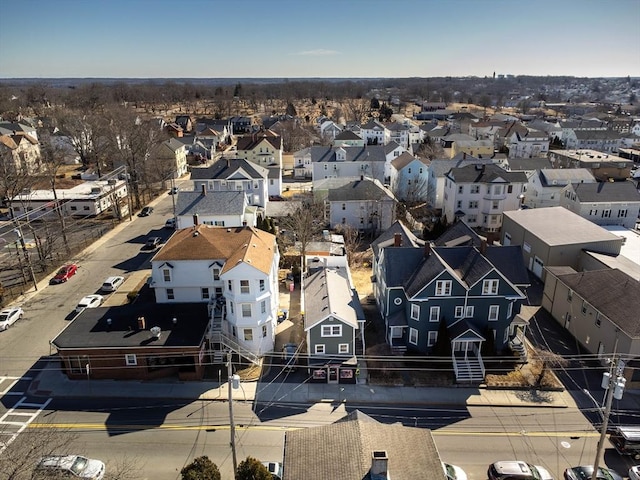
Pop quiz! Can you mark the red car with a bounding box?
[50,264,78,284]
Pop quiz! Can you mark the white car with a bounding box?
[76,294,104,313]
[100,276,125,292]
[36,454,105,480]
[443,462,468,480]
[0,307,23,331]
[629,466,640,480]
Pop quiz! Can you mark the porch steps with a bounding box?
[454,358,485,383]
[509,337,528,362]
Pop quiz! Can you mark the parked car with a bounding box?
[35,454,105,480]
[443,462,468,480]
[564,465,622,480]
[488,461,553,480]
[143,236,162,250]
[282,343,297,371]
[261,461,283,480]
[0,307,23,331]
[139,206,153,216]
[75,294,104,313]
[609,425,640,460]
[164,218,176,229]
[50,264,78,284]
[629,466,640,480]
[100,276,125,292]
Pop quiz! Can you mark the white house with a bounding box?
[360,119,389,145]
[426,157,497,210]
[150,225,280,358]
[389,153,430,201]
[174,189,258,228]
[504,128,549,159]
[443,163,527,232]
[298,145,388,184]
[152,138,189,177]
[525,168,596,209]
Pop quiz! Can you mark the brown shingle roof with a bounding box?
[153,225,276,275]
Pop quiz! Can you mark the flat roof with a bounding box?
[503,207,622,246]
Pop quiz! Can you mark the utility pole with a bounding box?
[592,353,626,480]
[13,224,38,292]
[227,352,238,475]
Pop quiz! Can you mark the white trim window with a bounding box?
[243,328,253,341]
[240,280,250,294]
[201,288,210,300]
[482,279,499,295]
[409,327,418,345]
[429,306,440,322]
[455,306,464,318]
[125,354,137,366]
[465,306,474,318]
[315,344,325,354]
[321,325,342,337]
[435,280,452,296]
[241,304,251,317]
[338,343,349,354]
[212,268,220,281]
[488,305,499,321]
[410,304,420,320]
[162,269,171,282]
[427,331,438,346]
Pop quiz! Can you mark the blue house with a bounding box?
[371,221,530,382]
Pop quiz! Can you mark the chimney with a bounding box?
[424,242,431,257]
[137,316,146,330]
[370,451,388,480]
[480,239,487,254]
[201,184,206,196]
[226,157,230,168]
[394,233,402,247]
[463,152,466,159]
[360,174,364,181]
[193,213,199,226]
[242,221,247,226]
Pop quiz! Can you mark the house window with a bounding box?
[321,325,342,337]
[468,201,478,209]
[262,325,267,337]
[410,304,420,320]
[342,203,346,210]
[458,185,463,194]
[470,185,480,194]
[507,185,513,193]
[241,304,251,317]
[259,279,265,292]
[166,288,174,300]
[212,268,220,281]
[465,306,474,317]
[455,306,464,318]
[240,280,250,294]
[618,209,628,218]
[589,209,598,216]
[215,287,223,297]
[595,314,601,328]
[492,200,500,210]
[409,328,418,345]
[429,306,440,322]
[227,280,233,291]
[243,328,253,341]
[261,300,266,314]
[567,289,573,302]
[201,288,210,300]
[125,354,137,366]
[467,214,477,223]
[488,305,499,321]
[482,279,499,295]
[338,343,349,354]
[581,301,587,315]
[456,200,462,209]
[602,209,611,218]
[230,303,234,314]
[163,269,171,282]
[494,185,503,195]
[435,280,451,296]
[315,344,325,354]
[427,331,438,346]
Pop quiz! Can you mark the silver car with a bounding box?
[0,307,23,331]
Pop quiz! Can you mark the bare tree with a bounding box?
[334,224,361,266]
[530,347,568,388]
[277,198,326,272]
[0,147,36,219]
[55,108,104,174]
[392,172,430,203]
[341,98,370,123]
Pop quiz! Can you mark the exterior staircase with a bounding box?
[509,335,528,362]
[453,352,485,383]
[206,300,261,366]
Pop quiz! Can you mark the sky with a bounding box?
[1,0,639,79]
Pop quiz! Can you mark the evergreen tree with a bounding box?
[180,456,221,480]
[236,456,272,480]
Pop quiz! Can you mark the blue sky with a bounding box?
[1,0,639,78]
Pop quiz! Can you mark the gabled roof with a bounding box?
[571,181,640,203]
[360,119,386,131]
[334,130,362,140]
[552,268,640,337]
[539,168,596,186]
[390,152,423,170]
[176,190,246,216]
[381,248,425,288]
[152,225,276,275]
[190,157,268,180]
[446,163,528,184]
[327,178,393,202]
[235,129,282,151]
[303,266,363,331]
[428,158,495,177]
[433,220,483,248]
[310,145,387,163]
[282,410,444,480]
[574,129,623,140]
[371,220,424,256]
[383,141,403,154]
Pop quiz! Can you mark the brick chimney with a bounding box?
[370,451,388,480]
[424,242,431,257]
[394,233,402,247]
[201,184,206,196]
[193,213,199,226]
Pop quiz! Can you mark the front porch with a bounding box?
[449,320,486,383]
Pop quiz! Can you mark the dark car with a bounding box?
[282,343,298,371]
[564,466,623,480]
[139,206,153,216]
[50,264,78,284]
[143,237,162,250]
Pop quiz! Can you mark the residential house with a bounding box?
[332,129,364,147]
[371,223,529,382]
[282,410,446,480]
[174,189,257,229]
[440,133,475,151]
[560,181,640,229]
[565,129,624,153]
[503,127,549,159]
[10,179,128,220]
[360,119,389,145]
[389,153,430,201]
[548,149,634,181]
[195,127,226,158]
[497,156,553,176]
[302,145,387,184]
[150,225,280,359]
[190,158,269,208]
[385,122,410,149]
[195,118,232,144]
[426,157,497,210]
[451,139,494,159]
[443,163,528,233]
[0,121,41,174]
[164,123,183,138]
[314,177,396,234]
[229,116,253,134]
[501,207,624,280]
[151,137,189,178]
[302,256,365,383]
[383,141,406,183]
[319,120,343,141]
[526,168,596,209]
[235,129,283,169]
[542,267,639,386]
[175,115,193,133]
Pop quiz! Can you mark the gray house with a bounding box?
[303,258,365,383]
[501,207,624,281]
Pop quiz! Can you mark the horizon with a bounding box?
[1,0,639,79]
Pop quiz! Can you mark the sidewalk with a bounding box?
[27,359,577,409]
